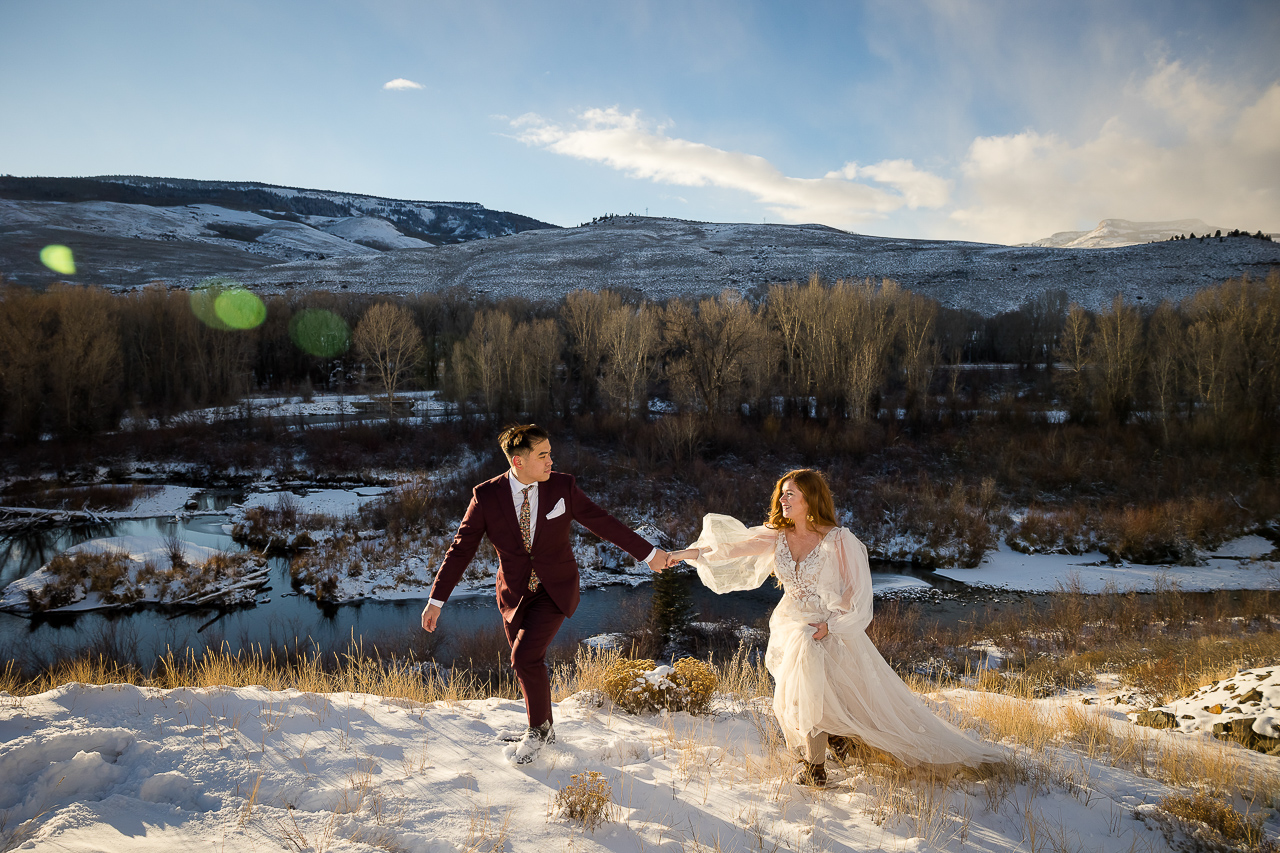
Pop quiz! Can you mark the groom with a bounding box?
[422,423,668,764]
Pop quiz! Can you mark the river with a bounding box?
[0,506,979,667]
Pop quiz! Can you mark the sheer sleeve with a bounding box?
[816,528,874,634]
[687,513,779,594]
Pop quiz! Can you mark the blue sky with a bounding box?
[2,0,1277,243]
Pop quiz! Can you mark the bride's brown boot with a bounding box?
[828,735,856,763]
[796,760,827,787]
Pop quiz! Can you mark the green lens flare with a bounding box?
[214,288,267,329]
[289,309,351,358]
[40,245,76,275]
[191,278,230,329]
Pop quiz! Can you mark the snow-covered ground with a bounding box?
[1,675,1275,851]
[1135,666,1280,749]
[122,390,450,431]
[232,487,391,519]
[935,539,1280,592]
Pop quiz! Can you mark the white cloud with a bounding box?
[383,78,424,91]
[947,62,1280,243]
[512,108,949,227]
[510,61,1278,243]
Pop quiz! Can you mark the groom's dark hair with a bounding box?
[499,423,550,461]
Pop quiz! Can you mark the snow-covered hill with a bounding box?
[224,215,1280,314]
[1027,218,1229,248]
[3,176,1278,314]
[0,175,557,287]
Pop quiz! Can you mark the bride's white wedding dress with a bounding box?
[690,514,1006,768]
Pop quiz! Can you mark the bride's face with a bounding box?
[778,480,809,524]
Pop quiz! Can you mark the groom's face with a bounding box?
[513,439,554,483]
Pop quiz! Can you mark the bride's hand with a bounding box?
[809,622,828,641]
[668,548,703,563]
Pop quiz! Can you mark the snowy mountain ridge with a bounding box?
[2,175,1277,315]
[1026,218,1229,249]
[0,175,555,248]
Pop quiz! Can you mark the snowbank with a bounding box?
[934,538,1280,593]
[0,681,1233,852]
[1133,667,1280,754]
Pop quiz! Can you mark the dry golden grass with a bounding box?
[941,679,1280,810]
[0,642,515,708]
[1159,790,1271,850]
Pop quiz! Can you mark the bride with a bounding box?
[668,469,1006,786]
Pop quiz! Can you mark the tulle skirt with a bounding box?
[766,595,1007,768]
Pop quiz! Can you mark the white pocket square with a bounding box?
[545,498,566,519]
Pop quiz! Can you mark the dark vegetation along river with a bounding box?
[0,491,1029,668]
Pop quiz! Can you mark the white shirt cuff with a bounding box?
[426,598,445,612]
[641,547,657,565]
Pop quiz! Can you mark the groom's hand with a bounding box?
[647,548,669,573]
[422,603,441,632]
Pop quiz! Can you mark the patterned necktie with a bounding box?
[520,484,539,591]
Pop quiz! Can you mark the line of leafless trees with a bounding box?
[0,271,1276,443]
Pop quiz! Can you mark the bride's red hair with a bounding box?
[766,469,838,530]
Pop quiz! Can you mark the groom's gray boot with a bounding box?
[512,720,555,765]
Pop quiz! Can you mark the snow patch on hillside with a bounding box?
[317,216,434,249]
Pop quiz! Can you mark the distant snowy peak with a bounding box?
[1027,218,1226,248]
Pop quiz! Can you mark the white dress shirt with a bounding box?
[508,472,539,546]
[426,471,656,612]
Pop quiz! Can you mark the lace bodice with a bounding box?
[774,529,835,609]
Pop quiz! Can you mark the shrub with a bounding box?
[1158,791,1272,852]
[1006,506,1093,554]
[671,657,718,715]
[602,657,718,715]
[359,479,445,536]
[555,771,614,832]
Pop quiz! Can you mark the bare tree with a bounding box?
[895,288,939,413]
[1055,303,1093,419]
[766,275,823,407]
[0,285,51,440]
[46,285,123,435]
[454,309,513,415]
[561,289,622,410]
[1089,294,1142,422]
[664,290,763,415]
[511,318,562,417]
[601,303,661,418]
[353,302,424,413]
[1145,300,1184,441]
[841,279,897,421]
[1182,273,1280,425]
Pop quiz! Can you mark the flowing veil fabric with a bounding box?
[691,513,1007,768]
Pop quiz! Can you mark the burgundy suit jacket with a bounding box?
[429,471,653,622]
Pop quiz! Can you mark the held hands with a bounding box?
[809,622,828,641]
[646,549,669,573]
[647,547,706,573]
[666,548,704,565]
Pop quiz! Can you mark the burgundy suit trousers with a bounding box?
[503,586,566,727]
